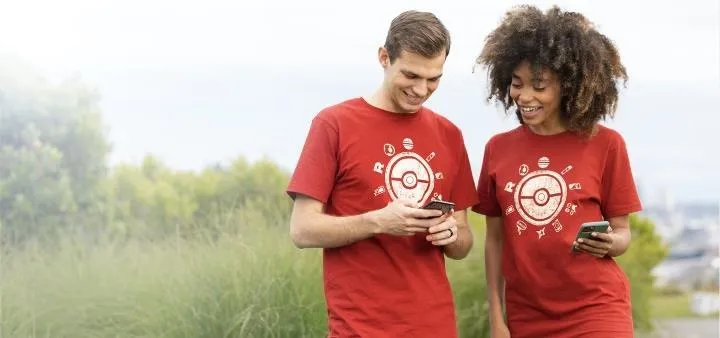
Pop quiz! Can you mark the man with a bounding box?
[286,10,478,338]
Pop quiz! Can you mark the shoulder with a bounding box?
[313,97,366,128]
[592,124,628,149]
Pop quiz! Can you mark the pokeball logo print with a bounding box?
[385,151,435,204]
[513,157,568,227]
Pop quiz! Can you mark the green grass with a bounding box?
[650,291,720,319]
[0,213,666,337]
[0,223,489,338]
[651,292,695,318]
[1,227,327,338]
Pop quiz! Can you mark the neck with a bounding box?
[365,87,395,113]
[527,117,566,135]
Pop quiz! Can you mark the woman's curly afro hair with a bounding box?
[476,5,628,136]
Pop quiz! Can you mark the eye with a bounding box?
[511,83,522,89]
[533,87,547,92]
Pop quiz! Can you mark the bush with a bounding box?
[617,214,669,331]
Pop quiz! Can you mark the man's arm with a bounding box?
[289,195,376,249]
[289,194,445,249]
[442,209,473,260]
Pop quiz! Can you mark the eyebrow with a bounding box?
[402,70,443,80]
[512,73,548,83]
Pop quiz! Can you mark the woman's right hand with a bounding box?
[490,324,511,338]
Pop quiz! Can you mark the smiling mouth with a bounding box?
[521,106,541,112]
[404,91,423,104]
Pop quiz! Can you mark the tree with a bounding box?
[0,58,111,246]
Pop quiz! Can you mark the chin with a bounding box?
[520,112,545,125]
[393,99,421,113]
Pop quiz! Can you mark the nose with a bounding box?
[411,81,428,97]
[516,89,534,105]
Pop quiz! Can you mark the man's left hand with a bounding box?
[426,212,458,246]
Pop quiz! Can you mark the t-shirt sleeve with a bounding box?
[600,131,643,218]
[449,131,480,211]
[286,115,338,204]
[471,137,502,217]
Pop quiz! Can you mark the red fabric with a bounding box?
[473,124,642,338]
[287,97,479,338]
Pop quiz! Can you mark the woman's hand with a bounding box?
[573,226,615,258]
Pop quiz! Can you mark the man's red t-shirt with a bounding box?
[472,124,642,338]
[287,97,478,338]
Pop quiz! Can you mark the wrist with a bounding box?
[362,210,381,235]
[490,314,507,328]
[607,231,629,257]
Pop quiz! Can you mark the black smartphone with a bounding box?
[422,199,455,214]
[571,220,610,252]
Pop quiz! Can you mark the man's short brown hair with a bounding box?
[384,10,451,63]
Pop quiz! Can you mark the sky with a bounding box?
[0,0,718,205]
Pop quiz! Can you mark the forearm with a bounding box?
[443,226,473,259]
[484,216,506,327]
[485,237,506,326]
[607,226,631,257]
[290,209,376,249]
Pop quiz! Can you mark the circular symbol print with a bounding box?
[513,170,567,226]
[385,152,435,204]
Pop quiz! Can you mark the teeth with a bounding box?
[522,107,539,112]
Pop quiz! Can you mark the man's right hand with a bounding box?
[365,198,446,236]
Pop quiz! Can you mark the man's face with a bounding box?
[379,48,446,114]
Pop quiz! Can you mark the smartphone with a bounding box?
[571,220,610,252]
[422,199,455,214]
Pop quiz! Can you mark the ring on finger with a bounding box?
[447,228,453,238]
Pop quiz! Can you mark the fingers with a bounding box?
[573,238,610,258]
[427,226,457,246]
[574,241,605,254]
[403,226,431,233]
[406,206,444,220]
[577,237,609,249]
[590,231,613,242]
[427,215,455,234]
[425,217,458,245]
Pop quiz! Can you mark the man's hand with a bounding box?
[573,226,615,258]
[365,198,445,236]
[425,211,457,246]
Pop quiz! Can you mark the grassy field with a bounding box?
[1,227,329,338]
[651,291,720,319]
[0,224,489,338]
[0,215,676,337]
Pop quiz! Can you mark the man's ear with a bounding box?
[378,46,390,69]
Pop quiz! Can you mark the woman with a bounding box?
[472,5,642,338]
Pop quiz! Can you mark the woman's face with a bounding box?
[509,60,563,134]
